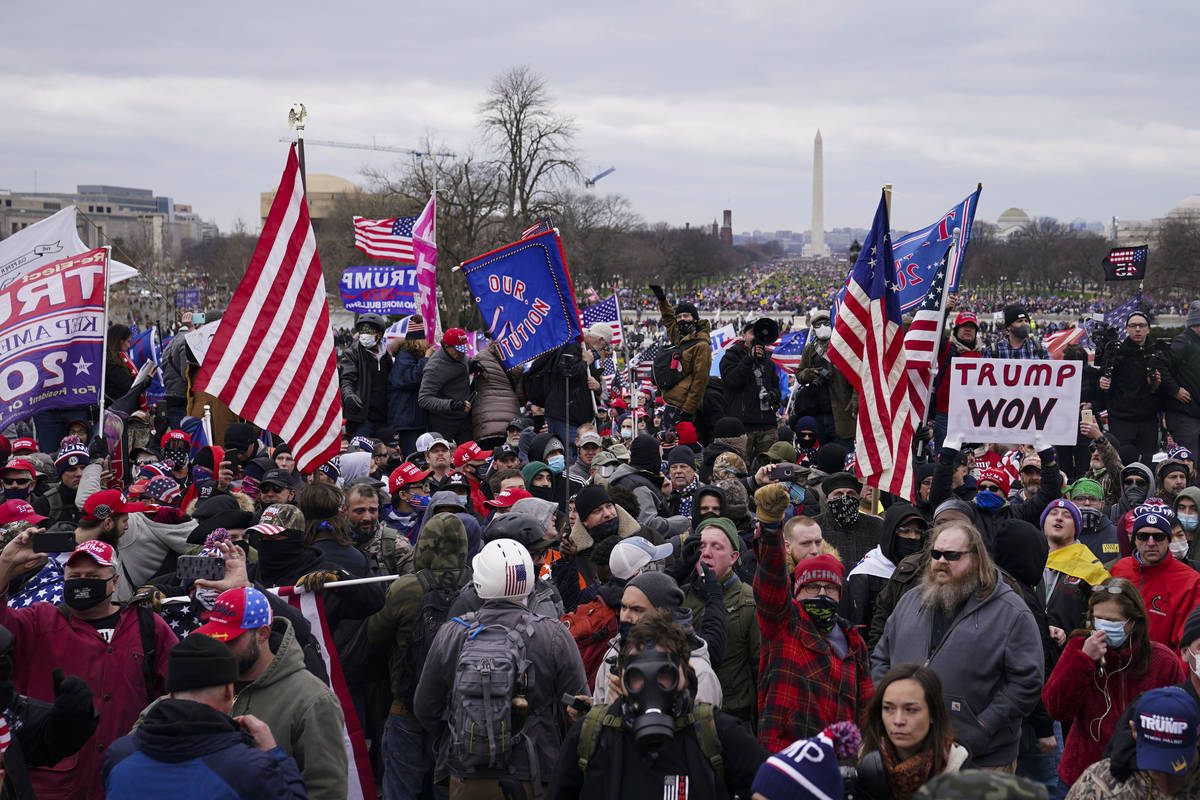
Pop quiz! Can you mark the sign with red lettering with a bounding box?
[0,248,108,429]
[946,358,1081,446]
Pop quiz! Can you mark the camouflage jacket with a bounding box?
[1067,759,1200,799]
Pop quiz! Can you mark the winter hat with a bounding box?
[628,571,684,612]
[695,516,740,552]
[992,519,1049,589]
[766,441,797,464]
[713,417,745,439]
[794,416,818,433]
[674,301,699,319]
[675,421,698,445]
[1188,301,1200,328]
[630,434,662,474]
[521,461,550,488]
[1040,498,1082,536]
[1182,605,1200,652]
[814,444,848,476]
[145,476,182,506]
[717,478,749,523]
[820,472,860,497]
[1068,477,1104,501]
[712,452,747,481]
[751,721,861,800]
[1159,460,1189,483]
[793,554,845,590]
[574,485,612,523]
[667,445,696,469]
[404,314,426,340]
[1004,304,1029,327]
[166,633,240,692]
[1118,444,1141,467]
[54,437,90,475]
[223,423,257,453]
[1132,503,1173,537]
[977,468,1012,496]
[350,436,375,454]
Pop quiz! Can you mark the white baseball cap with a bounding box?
[609,536,674,580]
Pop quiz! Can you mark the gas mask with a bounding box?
[619,649,689,750]
[676,320,696,336]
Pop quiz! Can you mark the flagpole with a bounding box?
[96,246,113,443]
[289,104,308,193]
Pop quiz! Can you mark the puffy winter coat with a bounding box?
[1110,553,1200,650]
[339,341,394,424]
[388,340,429,431]
[418,346,472,437]
[656,297,711,415]
[719,341,777,428]
[471,344,521,440]
[1105,337,1161,422]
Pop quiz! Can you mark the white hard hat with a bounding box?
[472,538,535,601]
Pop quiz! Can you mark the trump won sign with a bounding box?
[947,358,1082,446]
[0,247,108,429]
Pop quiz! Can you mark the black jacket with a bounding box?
[1162,327,1200,420]
[1105,338,1158,422]
[719,342,777,429]
[840,504,924,632]
[339,342,393,424]
[3,690,99,800]
[544,342,602,426]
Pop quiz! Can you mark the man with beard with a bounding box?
[984,304,1049,360]
[812,472,883,570]
[344,480,413,576]
[1159,460,1190,508]
[198,587,348,799]
[1111,503,1200,650]
[871,520,1044,770]
[932,311,983,450]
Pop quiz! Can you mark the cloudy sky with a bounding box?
[4,1,1198,237]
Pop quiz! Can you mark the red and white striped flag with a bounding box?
[1045,326,1086,359]
[829,193,915,500]
[195,145,343,474]
[272,586,375,800]
[901,253,952,429]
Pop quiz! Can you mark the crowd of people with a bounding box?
[13,267,1200,800]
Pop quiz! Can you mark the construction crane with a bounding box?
[275,136,455,159]
[584,167,615,189]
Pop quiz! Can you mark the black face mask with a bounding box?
[2,488,29,501]
[1011,324,1030,341]
[587,516,621,543]
[256,534,306,573]
[893,536,923,562]
[800,595,839,633]
[620,650,686,750]
[529,485,557,503]
[64,577,111,611]
[618,620,633,638]
[1122,485,1148,507]
[677,321,696,336]
[235,540,252,559]
[696,510,720,523]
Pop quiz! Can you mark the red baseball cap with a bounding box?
[10,438,37,454]
[953,311,979,329]
[442,328,468,350]
[1,459,35,479]
[978,468,1012,497]
[453,441,491,467]
[388,463,430,493]
[161,429,191,449]
[484,487,532,509]
[66,539,117,568]
[82,489,144,521]
[0,500,47,525]
[193,587,274,642]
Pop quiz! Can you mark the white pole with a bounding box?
[96,246,113,440]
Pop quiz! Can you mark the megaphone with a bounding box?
[752,317,780,347]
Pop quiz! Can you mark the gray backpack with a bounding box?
[448,612,538,773]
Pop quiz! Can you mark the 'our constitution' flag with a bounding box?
[1103,245,1148,281]
[0,248,108,430]
[196,145,342,473]
[461,229,583,368]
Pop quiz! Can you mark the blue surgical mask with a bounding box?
[455,494,469,507]
[1094,618,1129,648]
[975,489,1005,511]
[409,494,430,510]
[1180,513,1199,533]
[547,454,566,474]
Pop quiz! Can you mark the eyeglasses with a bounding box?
[1127,323,1149,329]
[1135,530,1169,542]
[1096,583,1127,595]
[1124,478,1149,488]
[930,549,968,562]
[798,582,839,597]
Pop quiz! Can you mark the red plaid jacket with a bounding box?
[754,521,874,754]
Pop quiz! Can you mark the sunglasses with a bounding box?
[1,478,30,487]
[1096,583,1127,595]
[930,549,968,562]
[1124,478,1148,488]
[978,483,1004,495]
[1135,530,1169,542]
[259,484,287,493]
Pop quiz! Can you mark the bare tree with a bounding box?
[1154,214,1200,293]
[479,66,579,227]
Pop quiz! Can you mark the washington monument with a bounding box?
[805,129,830,257]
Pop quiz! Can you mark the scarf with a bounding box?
[880,739,935,800]
[673,476,699,517]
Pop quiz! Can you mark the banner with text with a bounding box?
[947,358,1081,446]
[0,248,108,429]
[338,265,418,314]
[461,230,583,368]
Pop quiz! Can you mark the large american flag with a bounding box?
[581,295,624,347]
[902,252,951,428]
[353,215,418,261]
[196,146,343,474]
[829,192,915,499]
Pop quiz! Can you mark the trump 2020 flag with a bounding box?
[0,248,108,430]
[461,229,583,368]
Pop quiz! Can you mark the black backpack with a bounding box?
[524,349,559,407]
[396,570,460,703]
[652,343,686,391]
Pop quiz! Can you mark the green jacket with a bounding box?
[683,571,759,723]
[231,618,348,800]
[367,513,469,702]
[658,296,712,414]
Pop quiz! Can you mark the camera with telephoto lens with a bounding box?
[1090,322,1121,379]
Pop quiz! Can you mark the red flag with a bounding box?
[195,146,343,473]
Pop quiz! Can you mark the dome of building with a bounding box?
[1168,194,1200,218]
[998,207,1030,223]
[305,174,360,194]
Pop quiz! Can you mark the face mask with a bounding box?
[697,510,720,523]
[813,325,831,341]
[530,485,557,503]
[409,494,431,510]
[195,587,222,610]
[788,483,806,505]
[1181,513,1200,533]
[618,620,633,638]
[63,577,111,611]
[2,487,28,501]
[1011,324,1030,341]
[801,595,839,633]
[1079,506,1103,531]
[893,537,923,562]
[358,333,379,348]
[1172,541,1191,560]
[455,494,469,507]
[1122,486,1148,507]
[798,435,816,448]
[621,428,633,440]
[547,455,566,474]
[1191,652,1200,683]
[975,489,1005,511]
[1094,617,1129,648]
[256,536,306,570]
[620,650,685,749]
[587,516,621,543]
[827,495,860,528]
[677,321,696,336]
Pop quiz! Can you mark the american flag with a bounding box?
[769,330,808,374]
[353,215,418,261]
[520,217,555,239]
[581,295,624,347]
[634,341,661,382]
[1045,326,1089,359]
[829,192,915,499]
[195,146,343,474]
[505,562,528,596]
[601,355,620,394]
[902,252,951,430]
[1103,245,1148,281]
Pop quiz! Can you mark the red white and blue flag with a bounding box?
[769,330,809,375]
[829,192,914,499]
[353,215,418,261]
[1103,245,1148,281]
[505,562,528,596]
[520,217,555,239]
[901,251,952,429]
[581,295,624,348]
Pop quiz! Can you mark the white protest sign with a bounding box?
[947,358,1081,446]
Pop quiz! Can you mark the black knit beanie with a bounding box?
[815,444,848,475]
[630,434,662,473]
[167,633,240,692]
[574,485,612,523]
[713,417,745,439]
[667,445,696,468]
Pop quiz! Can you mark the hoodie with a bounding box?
[609,462,690,537]
[841,504,924,630]
[103,699,306,799]
[1113,462,1155,556]
[420,490,482,558]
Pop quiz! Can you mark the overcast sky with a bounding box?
[4,1,1198,238]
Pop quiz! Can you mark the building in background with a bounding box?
[261,173,360,235]
[720,209,733,245]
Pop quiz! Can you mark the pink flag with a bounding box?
[412,194,440,343]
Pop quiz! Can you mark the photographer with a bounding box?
[792,311,855,449]
[720,320,783,459]
[549,610,765,800]
[1100,311,1161,463]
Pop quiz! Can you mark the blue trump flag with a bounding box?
[126,326,165,402]
[461,229,584,368]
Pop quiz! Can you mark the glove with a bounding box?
[649,285,666,302]
[88,434,108,460]
[666,534,702,584]
[754,484,790,525]
[296,570,340,593]
[451,399,467,413]
[52,668,95,717]
[129,584,164,613]
[698,564,722,603]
